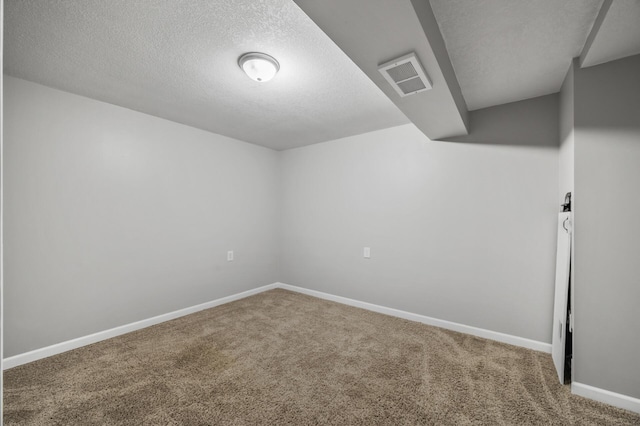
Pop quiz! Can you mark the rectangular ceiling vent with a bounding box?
[378,53,432,98]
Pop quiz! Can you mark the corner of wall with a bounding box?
[558,58,575,205]
[275,148,285,283]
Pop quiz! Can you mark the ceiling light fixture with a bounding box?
[238,52,280,83]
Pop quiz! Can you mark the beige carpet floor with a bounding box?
[4,288,640,425]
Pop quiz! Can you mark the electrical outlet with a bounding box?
[227,251,234,261]
[364,247,371,259]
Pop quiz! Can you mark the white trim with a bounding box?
[276,283,552,353]
[3,283,279,370]
[572,382,640,414]
[10,280,640,414]
[3,281,553,370]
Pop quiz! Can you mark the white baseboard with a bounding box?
[3,281,551,370]
[572,382,640,414]
[276,282,552,354]
[3,283,279,370]
[9,281,640,414]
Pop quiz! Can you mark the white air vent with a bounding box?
[378,53,432,97]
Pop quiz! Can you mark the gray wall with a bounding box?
[1,27,4,404]
[559,61,575,204]
[3,76,280,357]
[573,54,640,398]
[281,94,559,344]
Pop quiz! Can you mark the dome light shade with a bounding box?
[238,52,280,82]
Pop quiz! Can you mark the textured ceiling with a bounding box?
[293,0,469,141]
[4,0,408,150]
[581,0,640,67]
[430,0,603,111]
